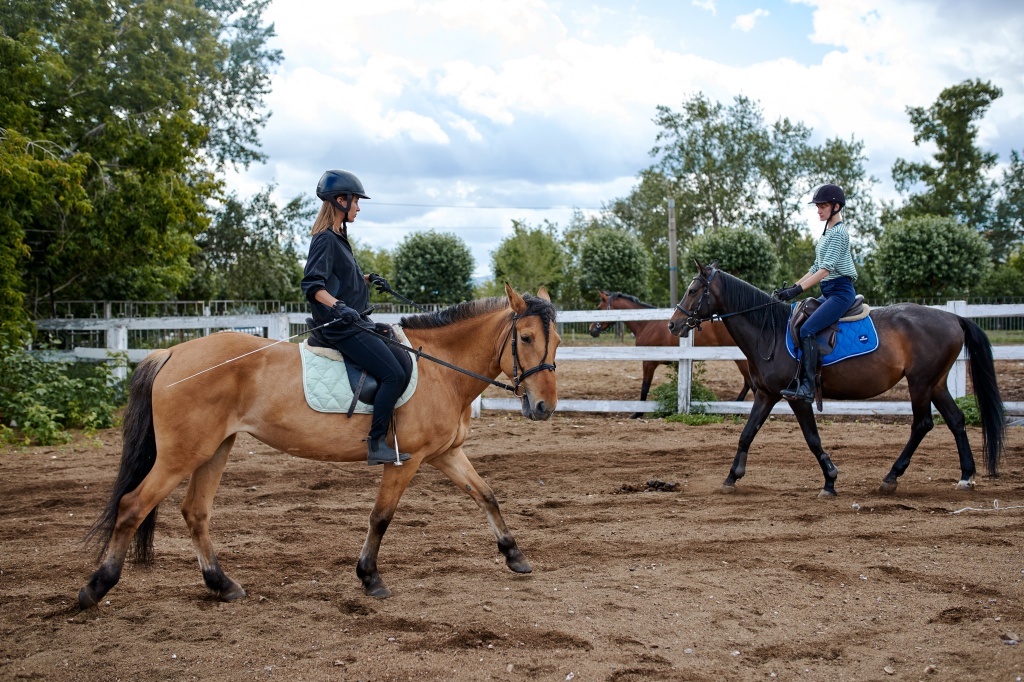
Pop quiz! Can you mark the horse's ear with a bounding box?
[599,290,609,301]
[504,282,528,314]
[710,259,719,270]
[694,257,705,273]
[536,286,551,302]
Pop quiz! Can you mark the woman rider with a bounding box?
[301,169,410,465]
[773,183,859,402]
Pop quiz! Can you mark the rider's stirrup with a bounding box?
[367,436,410,466]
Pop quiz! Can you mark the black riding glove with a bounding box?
[367,273,390,294]
[331,301,360,325]
[773,284,803,302]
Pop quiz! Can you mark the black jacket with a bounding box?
[301,229,372,338]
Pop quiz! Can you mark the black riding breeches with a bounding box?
[330,330,408,440]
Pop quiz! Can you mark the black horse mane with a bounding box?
[607,292,656,309]
[715,270,790,327]
[400,294,557,330]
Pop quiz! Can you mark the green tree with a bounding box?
[874,215,991,299]
[184,188,311,301]
[579,228,651,299]
[604,170,673,304]
[0,0,280,322]
[686,227,779,291]
[990,150,1024,262]
[393,231,474,304]
[891,79,1001,230]
[491,220,566,300]
[351,239,395,304]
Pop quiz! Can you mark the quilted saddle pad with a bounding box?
[785,315,880,366]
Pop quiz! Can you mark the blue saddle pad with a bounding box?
[786,314,879,366]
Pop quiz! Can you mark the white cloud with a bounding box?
[692,0,716,15]
[732,9,770,32]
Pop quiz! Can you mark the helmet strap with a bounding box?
[329,195,353,234]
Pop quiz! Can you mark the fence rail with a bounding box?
[35,302,1024,417]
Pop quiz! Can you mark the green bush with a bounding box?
[650,364,719,418]
[0,344,127,445]
[933,395,982,428]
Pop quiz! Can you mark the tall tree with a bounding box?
[990,150,1024,262]
[891,79,1002,230]
[579,228,651,299]
[0,0,281,321]
[393,231,474,305]
[491,220,567,301]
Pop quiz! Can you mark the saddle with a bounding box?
[786,295,870,412]
[305,318,414,417]
[787,295,869,356]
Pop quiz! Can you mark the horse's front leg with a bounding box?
[357,459,420,599]
[790,400,839,498]
[723,393,779,493]
[431,446,532,574]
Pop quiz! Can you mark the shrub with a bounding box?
[0,344,127,445]
[650,364,719,418]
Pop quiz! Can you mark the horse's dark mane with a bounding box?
[608,292,656,309]
[400,295,557,330]
[716,271,790,327]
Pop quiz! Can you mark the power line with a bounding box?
[373,201,603,210]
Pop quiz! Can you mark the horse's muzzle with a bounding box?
[520,393,555,421]
[666,318,691,338]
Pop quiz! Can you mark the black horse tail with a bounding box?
[959,317,1005,476]
[85,350,171,563]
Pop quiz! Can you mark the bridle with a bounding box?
[499,312,557,397]
[589,295,616,335]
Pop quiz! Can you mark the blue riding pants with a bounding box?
[800,276,857,339]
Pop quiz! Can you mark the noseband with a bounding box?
[500,313,557,397]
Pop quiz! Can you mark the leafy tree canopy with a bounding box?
[491,220,566,301]
[0,0,280,325]
[393,231,474,305]
[351,238,396,305]
[578,228,651,300]
[686,227,779,292]
[874,215,991,299]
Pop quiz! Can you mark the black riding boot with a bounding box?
[367,435,410,466]
[781,336,818,403]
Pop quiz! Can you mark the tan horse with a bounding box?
[589,291,753,417]
[79,285,559,607]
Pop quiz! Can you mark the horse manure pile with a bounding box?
[614,479,679,494]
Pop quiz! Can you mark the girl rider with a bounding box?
[301,169,410,465]
[773,184,858,403]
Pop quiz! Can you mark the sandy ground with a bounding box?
[2,358,1024,681]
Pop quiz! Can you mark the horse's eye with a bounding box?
[521,334,533,344]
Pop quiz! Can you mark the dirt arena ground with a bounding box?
[2,359,1024,681]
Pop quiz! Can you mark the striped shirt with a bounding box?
[810,221,857,282]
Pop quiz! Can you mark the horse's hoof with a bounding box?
[878,480,898,495]
[77,587,98,610]
[955,479,975,491]
[219,584,247,602]
[817,489,838,499]
[507,557,533,574]
[365,585,392,599]
[720,484,736,494]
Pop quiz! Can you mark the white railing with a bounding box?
[35,303,1024,416]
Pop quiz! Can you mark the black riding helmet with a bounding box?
[809,183,845,232]
[317,169,369,231]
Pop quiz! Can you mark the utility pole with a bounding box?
[668,197,678,305]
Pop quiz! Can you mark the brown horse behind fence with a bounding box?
[589,291,753,417]
[79,286,559,607]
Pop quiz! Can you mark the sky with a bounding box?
[225,0,1024,277]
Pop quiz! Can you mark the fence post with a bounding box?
[267,314,289,342]
[471,395,481,418]
[677,330,693,414]
[947,300,968,399]
[106,323,128,381]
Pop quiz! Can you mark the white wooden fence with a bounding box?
[35,303,1024,417]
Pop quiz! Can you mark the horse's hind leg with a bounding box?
[181,434,246,601]
[791,401,839,498]
[431,446,532,574]
[879,383,935,495]
[930,384,976,489]
[79,461,191,608]
[357,459,420,599]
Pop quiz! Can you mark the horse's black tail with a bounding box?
[84,350,171,563]
[959,317,1005,476]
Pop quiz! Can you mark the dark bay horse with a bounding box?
[667,261,1004,497]
[79,286,559,607]
[589,291,752,417]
